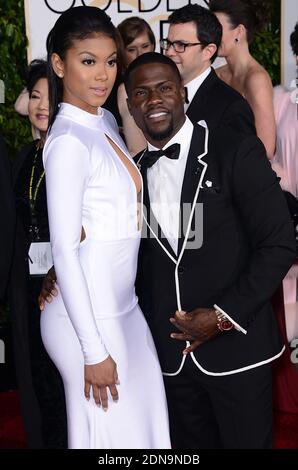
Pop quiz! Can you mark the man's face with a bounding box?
[165,22,209,84]
[127,63,185,148]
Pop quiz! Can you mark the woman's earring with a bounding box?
[235,38,239,43]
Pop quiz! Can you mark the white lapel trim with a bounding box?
[175,120,209,311]
[143,213,177,265]
[136,149,146,168]
[163,121,209,377]
[189,345,286,376]
[140,148,178,265]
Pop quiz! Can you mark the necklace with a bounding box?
[28,140,45,241]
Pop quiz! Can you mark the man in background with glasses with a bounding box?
[161,4,255,135]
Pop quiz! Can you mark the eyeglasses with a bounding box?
[160,39,204,53]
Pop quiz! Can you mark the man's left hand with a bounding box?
[170,308,219,354]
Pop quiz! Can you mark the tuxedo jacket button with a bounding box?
[178,266,185,274]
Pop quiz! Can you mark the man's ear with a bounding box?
[181,84,186,104]
[202,43,217,62]
[51,53,64,78]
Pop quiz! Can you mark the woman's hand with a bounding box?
[84,356,119,411]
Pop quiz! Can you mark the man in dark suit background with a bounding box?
[0,130,15,300]
[124,52,296,449]
[161,4,256,135]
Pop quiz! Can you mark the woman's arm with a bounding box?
[117,83,147,156]
[44,134,109,365]
[44,134,119,408]
[245,70,276,160]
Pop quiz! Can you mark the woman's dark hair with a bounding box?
[117,17,156,50]
[26,59,47,96]
[168,4,222,64]
[209,0,272,44]
[290,23,298,56]
[46,6,121,128]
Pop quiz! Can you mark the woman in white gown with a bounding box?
[41,6,170,449]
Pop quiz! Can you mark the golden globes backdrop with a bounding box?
[24,0,207,62]
[24,0,297,88]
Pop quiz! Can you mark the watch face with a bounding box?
[220,319,233,331]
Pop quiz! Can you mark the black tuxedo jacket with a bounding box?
[135,124,296,375]
[186,68,256,135]
[0,131,15,300]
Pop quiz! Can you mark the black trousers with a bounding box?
[163,355,273,449]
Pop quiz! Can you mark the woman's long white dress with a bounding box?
[41,103,170,449]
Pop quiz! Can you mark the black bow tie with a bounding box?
[141,143,180,169]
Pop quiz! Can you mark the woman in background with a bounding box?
[116,17,156,155]
[209,0,276,159]
[271,23,298,341]
[10,60,67,448]
[272,23,298,199]
[118,16,156,67]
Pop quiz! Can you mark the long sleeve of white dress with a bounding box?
[43,134,109,365]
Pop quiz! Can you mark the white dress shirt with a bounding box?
[184,67,211,112]
[147,116,194,254]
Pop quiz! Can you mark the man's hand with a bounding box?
[170,308,219,354]
[38,228,86,310]
[38,266,57,310]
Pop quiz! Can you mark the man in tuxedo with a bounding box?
[0,130,15,300]
[123,52,296,448]
[161,3,255,135]
[38,53,295,448]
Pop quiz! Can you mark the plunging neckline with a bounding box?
[58,103,142,195]
[104,134,143,232]
[57,103,143,230]
[104,133,142,196]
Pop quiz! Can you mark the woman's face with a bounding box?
[54,34,117,114]
[124,32,155,66]
[214,12,239,57]
[28,78,49,134]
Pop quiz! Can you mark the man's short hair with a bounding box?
[124,52,182,95]
[168,4,222,63]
